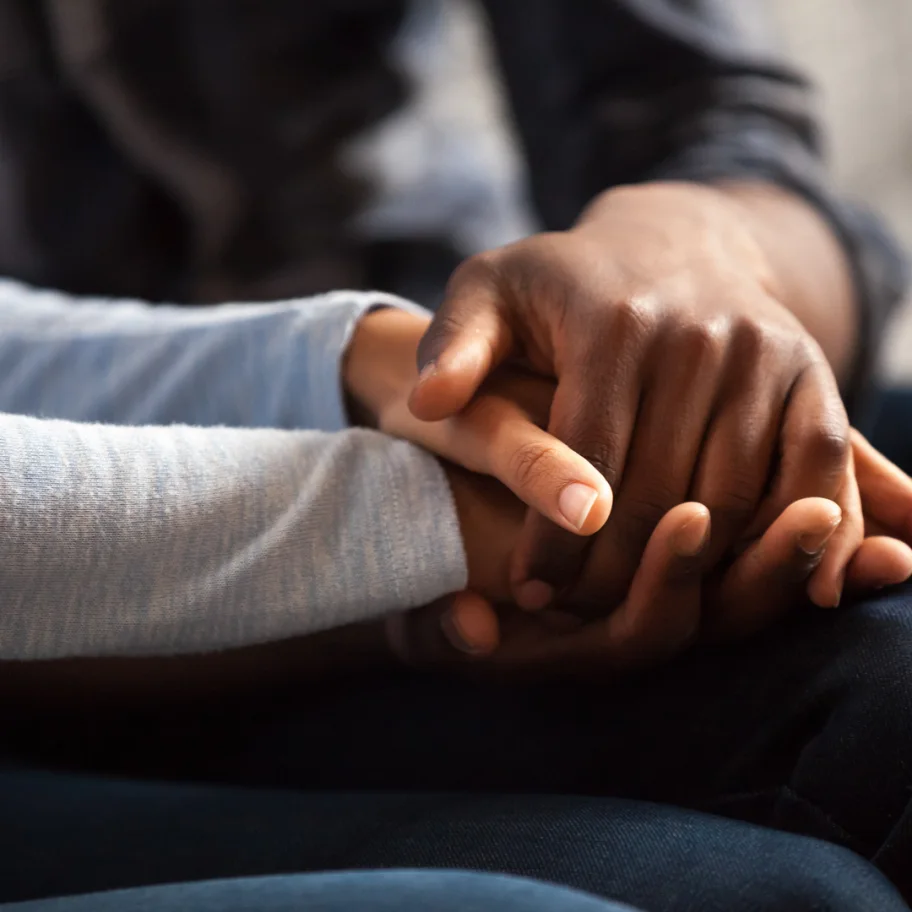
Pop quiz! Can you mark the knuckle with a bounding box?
[731,313,774,361]
[417,311,469,367]
[507,440,560,491]
[805,422,850,472]
[675,319,727,365]
[707,487,757,528]
[612,295,658,341]
[571,434,623,486]
[429,309,469,342]
[792,332,827,366]
[446,253,497,293]
[620,486,678,542]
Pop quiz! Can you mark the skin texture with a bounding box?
[345,307,912,673]
[407,181,866,615]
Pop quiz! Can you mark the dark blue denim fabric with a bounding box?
[1,871,638,912]
[0,770,904,911]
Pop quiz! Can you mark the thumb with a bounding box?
[385,591,501,668]
[844,536,912,592]
[409,260,515,421]
[851,428,912,543]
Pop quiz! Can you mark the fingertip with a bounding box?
[796,513,842,556]
[556,482,600,534]
[442,593,500,655]
[671,504,711,558]
[807,567,843,609]
[415,360,438,388]
[514,579,556,612]
[575,477,613,535]
[796,496,843,525]
[847,536,912,591]
[407,368,456,421]
[408,344,490,421]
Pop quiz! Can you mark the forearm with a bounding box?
[0,278,422,431]
[0,413,466,660]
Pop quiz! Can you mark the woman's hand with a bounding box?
[345,306,613,537]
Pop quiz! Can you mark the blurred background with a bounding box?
[410,0,912,382]
[772,0,912,382]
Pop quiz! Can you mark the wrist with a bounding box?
[443,463,519,603]
[343,307,431,427]
[577,182,779,289]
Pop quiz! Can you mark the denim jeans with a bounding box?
[2,391,912,911]
[0,768,904,911]
[2,871,638,912]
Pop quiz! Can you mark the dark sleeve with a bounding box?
[480,0,908,416]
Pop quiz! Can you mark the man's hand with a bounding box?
[397,428,912,674]
[408,181,858,615]
[389,422,912,675]
[346,305,912,635]
[393,492,912,677]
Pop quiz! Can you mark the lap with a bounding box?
[1,871,636,912]
[74,587,910,814]
[15,585,908,889]
[0,769,901,911]
[5,391,912,907]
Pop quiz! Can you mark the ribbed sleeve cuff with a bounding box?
[291,291,433,433]
[347,434,468,620]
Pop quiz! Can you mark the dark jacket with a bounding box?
[0,0,905,407]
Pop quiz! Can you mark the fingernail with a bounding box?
[515,580,555,611]
[440,608,485,655]
[673,512,710,558]
[831,568,846,608]
[558,483,599,532]
[798,514,841,556]
[416,361,437,385]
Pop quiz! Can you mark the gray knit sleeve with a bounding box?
[0,281,467,659]
[0,414,466,659]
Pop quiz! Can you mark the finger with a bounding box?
[851,428,912,542]
[745,362,849,538]
[806,450,863,608]
[509,314,649,609]
[566,320,724,615]
[409,260,514,421]
[688,351,784,567]
[386,376,613,537]
[529,503,710,673]
[845,536,912,592]
[386,591,501,668]
[707,497,843,640]
[453,394,614,537]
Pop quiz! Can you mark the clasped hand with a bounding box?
[346,181,912,676]
[347,308,912,677]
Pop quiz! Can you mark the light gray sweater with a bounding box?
[0,280,467,659]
